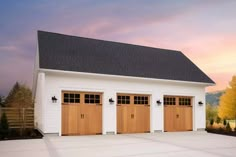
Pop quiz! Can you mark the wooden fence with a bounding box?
[0,107,34,129]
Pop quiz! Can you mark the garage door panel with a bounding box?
[176,107,185,131]
[62,105,69,135]
[117,94,150,134]
[185,107,192,130]
[122,106,129,133]
[83,105,94,134]
[144,106,150,132]
[68,105,80,135]
[135,106,144,132]
[127,105,136,133]
[118,105,133,133]
[61,91,102,136]
[135,105,150,133]
[164,106,176,132]
[164,96,193,132]
[95,105,102,134]
[117,106,122,133]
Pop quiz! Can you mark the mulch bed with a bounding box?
[0,128,43,141]
[206,128,236,137]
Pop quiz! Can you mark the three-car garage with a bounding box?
[34,31,213,136]
[61,91,193,136]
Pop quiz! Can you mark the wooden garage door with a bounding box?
[117,94,150,134]
[61,91,102,135]
[164,96,193,132]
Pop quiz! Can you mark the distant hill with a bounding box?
[206,91,225,106]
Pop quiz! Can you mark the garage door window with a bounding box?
[85,94,100,104]
[63,93,80,103]
[179,97,191,106]
[164,97,176,105]
[117,96,130,104]
[134,96,148,105]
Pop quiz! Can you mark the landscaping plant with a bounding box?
[223,119,227,127]
[216,116,221,124]
[226,122,231,132]
[210,118,214,126]
[0,112,9,139]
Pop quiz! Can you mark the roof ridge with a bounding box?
[38,30,181,54]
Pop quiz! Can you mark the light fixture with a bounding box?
[198,101,203,106]
[109,98,114,103]
[156,100,162,105]
[52,96,57,103]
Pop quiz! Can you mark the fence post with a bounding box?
[23,108,25,131]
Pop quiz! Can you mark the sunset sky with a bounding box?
[0,0,236,96]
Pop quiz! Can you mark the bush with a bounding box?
[218,127,224,132]
[206,104,218,121]
[216,116,221,124]
[0,112,9,139]
[210,119,214,126]
[223,119,227,126]
[226,122,231,132]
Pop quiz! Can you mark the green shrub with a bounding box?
[225,122,231,132]
[216,116,221,124]
[0,112,9,139]
[223,119,227,126]
[210,119,214,126]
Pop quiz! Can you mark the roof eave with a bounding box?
[39,68,215,87]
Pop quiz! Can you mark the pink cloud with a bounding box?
[206,73,235,92]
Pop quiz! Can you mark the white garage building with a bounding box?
[33,31,214,136]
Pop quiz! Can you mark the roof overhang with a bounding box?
[38,68,215,87]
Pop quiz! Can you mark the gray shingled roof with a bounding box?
[37,31,214,84]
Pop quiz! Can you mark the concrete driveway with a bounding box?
[0,131,236,157]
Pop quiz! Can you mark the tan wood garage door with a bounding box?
[117,94,150,134]
[61,91,102,135]
[164,96,193,132]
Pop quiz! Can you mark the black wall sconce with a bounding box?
[156,100,162,105]
[198,101,203,106]
[109,98,114,104]
[52,96,57,103]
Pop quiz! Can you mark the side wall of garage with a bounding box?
[36,71,207,135]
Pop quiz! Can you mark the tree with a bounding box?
[0,112,9,138]
[218,75,236,120]
[225,122,231,132]
[216,116,221,124]
[5,82,33,108]
[210,119,214,126]
[0,95,5,107]
[5,82,20,106]
[223,119,227,126]
[206,104,218,120]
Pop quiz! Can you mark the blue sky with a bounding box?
[1,0,236,96]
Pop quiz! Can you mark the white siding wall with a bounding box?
[37,71,207,134]
[34,72,45,132]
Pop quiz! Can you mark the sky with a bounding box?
[0,0,236,96]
